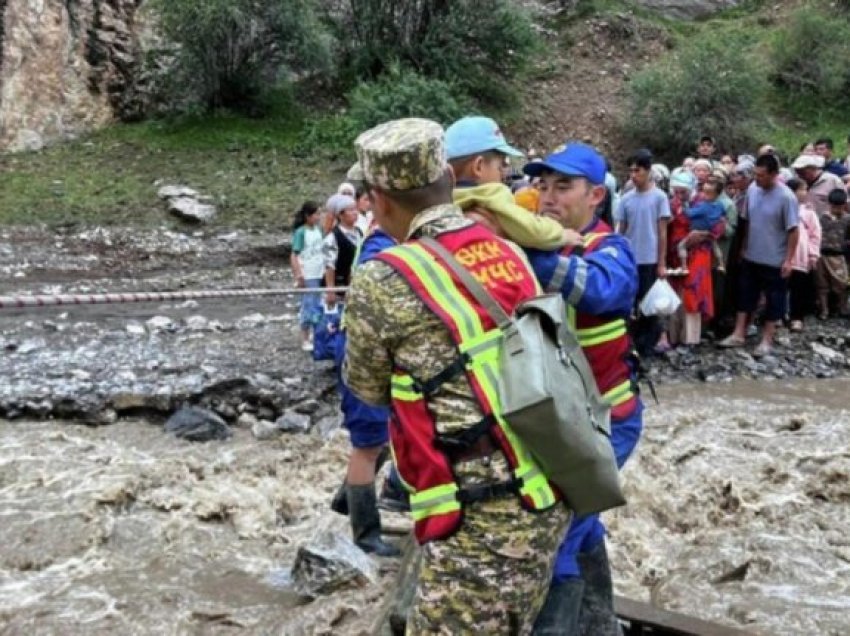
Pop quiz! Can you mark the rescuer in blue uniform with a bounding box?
[331,226,403,557]
[524,143,643,635]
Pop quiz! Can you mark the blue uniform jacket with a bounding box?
[524,221,638,320]
[335,229,396,436]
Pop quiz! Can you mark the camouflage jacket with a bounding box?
[343,203,526,483]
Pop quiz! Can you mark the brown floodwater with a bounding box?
[0,378,848,634]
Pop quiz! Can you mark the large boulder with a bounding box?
[633,0,741,20]
[165,406,232,442]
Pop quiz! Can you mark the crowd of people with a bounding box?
[285,118,850,635]
[512,134,850,358]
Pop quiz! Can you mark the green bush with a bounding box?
[151,0,331,112]
[347,66,471,131]
[334,0,537,108]
[770,7,850,105]
[623,33,768,159]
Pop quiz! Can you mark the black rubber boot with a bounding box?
[378,469,410,513]
[348,483,401,557]
[576,541,622,636]
[330,447,391,516]
[330,480,349,515]
[531,578,585,635]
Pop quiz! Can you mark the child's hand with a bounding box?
[562,229,583,247]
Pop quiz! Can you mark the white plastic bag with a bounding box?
[639,278,681,316]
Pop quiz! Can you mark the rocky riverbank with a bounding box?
[3,224,850,426]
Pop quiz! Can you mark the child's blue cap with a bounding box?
[445,116,524,160]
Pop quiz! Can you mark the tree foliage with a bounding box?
[770,7,850,106]
[334,0,537,108]
[623,33,768,159]
[347,64,471,130]
[151,0,331,111]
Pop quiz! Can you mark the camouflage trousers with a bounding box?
[406,496,570,635]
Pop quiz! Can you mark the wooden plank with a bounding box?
[615,595,755,636]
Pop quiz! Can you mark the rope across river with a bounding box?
[0,287,349,310]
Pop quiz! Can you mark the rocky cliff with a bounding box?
[0,0,149,152]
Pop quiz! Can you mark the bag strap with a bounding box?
[418,236,513,331]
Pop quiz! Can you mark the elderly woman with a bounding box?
[322,193,362,306]
[664,170,727,347]
[691,159,714,200]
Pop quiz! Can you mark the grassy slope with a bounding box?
[0,0,842,228]
[0,99,349,228]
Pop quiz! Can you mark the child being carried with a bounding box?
[678,179,726,275]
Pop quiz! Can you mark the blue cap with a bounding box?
[445,116,524,160]
[523,142,606,185]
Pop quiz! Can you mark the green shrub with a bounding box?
[151,0,331,112]
[623,33,768,159]
[334,0,537,108]
[347,66,471,131]
[770,7,850,105]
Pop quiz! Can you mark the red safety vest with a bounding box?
[377,223,561,544]
[561,222,638,421]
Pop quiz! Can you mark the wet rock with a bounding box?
[184,315,211,331]
[165,406,232,442]
[23,400,53,418]
[236,412,258,428]
[126,322,146,336]
[291,529,378,597]
[811,343,844,365]
[110,392,172,414]
[167,197,217,224]
[146,316,176,332]
[276,410,312,434]
[293,399,321,415]
[252,419,282,441]
[157,185,199,200]
[235,313,267,330]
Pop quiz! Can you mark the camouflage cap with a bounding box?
[347,118,447,191]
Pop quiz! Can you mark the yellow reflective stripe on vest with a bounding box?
[603,379,634,407]
[391,374,422,402]
[388,243,483,342]
[387,243,556,511]
[409,483,461,521]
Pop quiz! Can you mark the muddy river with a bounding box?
[0,379,847,635]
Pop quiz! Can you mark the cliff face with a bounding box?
[0,0,147,152]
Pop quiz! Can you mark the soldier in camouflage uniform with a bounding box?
[343,118,570,635]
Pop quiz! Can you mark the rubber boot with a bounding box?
[531,578,584,635]
[576,542,622,636]
[348,483,401,557]
[330,446,392,516]
[378,467,410,513]
[330,480,349,515]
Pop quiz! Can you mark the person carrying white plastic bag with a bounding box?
[639,278,681,316]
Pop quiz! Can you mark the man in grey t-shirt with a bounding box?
[616,151,671,356]
[719,154,799,357]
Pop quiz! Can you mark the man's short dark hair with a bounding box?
[755,153,780,174]
[815,137,834,150]
[700,135,715,144]
[828,188,847,206]
[627,151,652,171]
